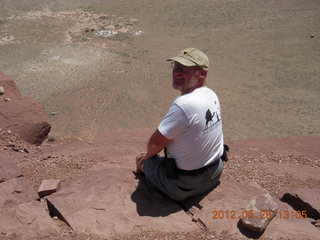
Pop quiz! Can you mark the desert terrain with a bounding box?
[1,0,319,140]
[0,0,320,239]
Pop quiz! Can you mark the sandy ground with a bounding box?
[0,0,319,141]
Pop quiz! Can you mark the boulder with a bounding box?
[18,121,51,145]
[0,96,51,145]
[0,72,51,145]
[240,193,278,232]
[0,201,59,239]
[47,167,197,237]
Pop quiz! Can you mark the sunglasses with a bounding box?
[171,62,199,73]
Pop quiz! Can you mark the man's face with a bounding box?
[171,61,202,94]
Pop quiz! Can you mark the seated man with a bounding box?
[136,48,225,201]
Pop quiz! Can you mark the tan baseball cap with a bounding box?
[167,48,209,70]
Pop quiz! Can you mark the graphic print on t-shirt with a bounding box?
[203,109,221,131]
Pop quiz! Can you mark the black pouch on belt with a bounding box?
[164,147,178,179]
[221,144,230,162]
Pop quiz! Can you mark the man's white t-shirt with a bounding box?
[158,86,224,170]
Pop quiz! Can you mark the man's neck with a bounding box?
[180,85,205,95]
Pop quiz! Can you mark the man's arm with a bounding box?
[136,129,171,167]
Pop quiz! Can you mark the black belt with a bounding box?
[177,159,220,176]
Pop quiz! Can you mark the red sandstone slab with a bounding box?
[0,177,39,209]
[0,201,59,239]
[263,200,320,240]
[182,180,268,237]
[282,188,320,212]
[228,136,320,158]
[255,162,320,181]
[0,156,22,182]
[182,180,320,239]
[47,167,197,237]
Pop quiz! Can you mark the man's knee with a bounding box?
[167,191,188,201]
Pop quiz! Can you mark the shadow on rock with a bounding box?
[131,172,181,217]
[180,181,221,211]
[236,220,264,239]
[131,172,219,217]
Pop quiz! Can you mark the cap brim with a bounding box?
[167,56,197,67]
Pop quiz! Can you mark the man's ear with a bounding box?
[198,69,207,81]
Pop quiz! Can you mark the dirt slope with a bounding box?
[0,0,319,140]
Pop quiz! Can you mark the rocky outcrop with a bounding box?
[0,156,60,239]
[0,72,51,145]
[2,126,320,239]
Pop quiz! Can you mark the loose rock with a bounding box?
[0,86,4,95]
[38,179,61,197]
[240,193,278,232]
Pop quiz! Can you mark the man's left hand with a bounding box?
[136,152,147,173]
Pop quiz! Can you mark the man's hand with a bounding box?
[135,129,171,173]
[135,152,146,173]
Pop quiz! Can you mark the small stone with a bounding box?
[53,216,58,220]
[6,130,11,134]
[51,112,57,116]
[310,34,314,38]
[0,86,4,95]
[38,179,61,197]
[47,135,55,142]
[4,97,11,102]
